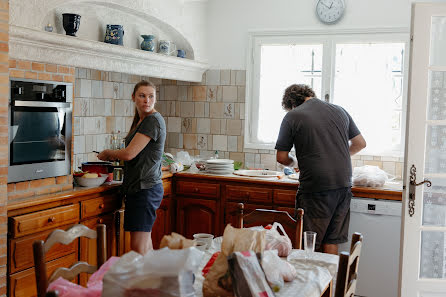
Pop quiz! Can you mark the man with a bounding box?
[275,84,366,255]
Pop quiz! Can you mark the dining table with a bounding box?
[193,238,339,297]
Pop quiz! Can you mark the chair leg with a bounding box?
[33,240,48,297]
[97,224,107,267]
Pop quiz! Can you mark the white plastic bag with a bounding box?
[265,222,292,257]
[102,248,204,297]
[352,165,394,187]
[261,250,297,292]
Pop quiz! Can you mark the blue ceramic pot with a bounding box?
[104,25,124,46]
[140,35,155,51]
[177,49,186,58]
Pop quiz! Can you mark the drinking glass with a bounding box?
[304,231,317,260]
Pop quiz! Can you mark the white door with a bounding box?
[401,3,446,297]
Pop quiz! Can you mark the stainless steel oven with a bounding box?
[8,79,72,183]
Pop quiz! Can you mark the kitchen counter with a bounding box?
[175,171,403,201]
[7,172,173,215]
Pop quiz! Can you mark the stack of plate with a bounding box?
[205,159,234,175]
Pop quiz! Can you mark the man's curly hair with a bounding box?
[282,84,316,110]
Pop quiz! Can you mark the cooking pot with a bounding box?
[80,162,115,182]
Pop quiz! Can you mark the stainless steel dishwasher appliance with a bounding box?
[339,197,402,297]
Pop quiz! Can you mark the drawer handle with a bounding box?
[48,217,56,223]
[99,204,105,209]
[194,188,200,193]
[97,218,103,224]
[245,192,250,198]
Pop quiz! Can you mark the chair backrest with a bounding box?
[335,232,363,297]
[33,224,106,297]
[235,203,304,249]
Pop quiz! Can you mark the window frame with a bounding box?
[245,28,410,157]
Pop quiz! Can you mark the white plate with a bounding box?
[206,159,234,164]
[233,170,284,178]
[288,173,300,180]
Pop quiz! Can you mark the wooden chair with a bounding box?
[335,232,363,297]
[33,224,106,297]
[236,203,304,249]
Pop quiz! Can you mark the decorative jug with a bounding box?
[140,35,155,51]
[158,40,176,55]
[104,25,124,46]
[177,49,186,58]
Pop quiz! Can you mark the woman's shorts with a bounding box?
[124,183,164,232]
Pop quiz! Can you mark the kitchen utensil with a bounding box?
[288,173,300,180]
[74,173,108,187]
[193,233,214,250]
[234,170,284,178]
[304,231,317,260]
[206,159,234,165]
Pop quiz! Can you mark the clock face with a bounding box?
[316,0,345,24]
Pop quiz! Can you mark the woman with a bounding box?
[98,80,166,255]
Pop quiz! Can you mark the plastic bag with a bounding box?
[265,222,292,257]
[228,251,275,297]
[261,250,297,292]
[102,247,203,297]
[352,165,394,187]
[176,151,193,166]
[47,257,120,297]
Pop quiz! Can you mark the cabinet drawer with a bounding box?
[9,225,78,274]
[9,253,77,297]
[273,189,297,205]
[10,205,79,238]
[163,180,172,197]
[226,185,272,204]
[176,181,220,198]
[81,195,121,219]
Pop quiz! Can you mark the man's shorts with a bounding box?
[295,187,352,250]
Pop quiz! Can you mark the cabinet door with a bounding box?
[9,253,77,297]
[151,198,172,249]
[177,197,219,239]
[79,213,115,286]
[225,202,273,229]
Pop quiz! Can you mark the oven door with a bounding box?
[8,101,72,182]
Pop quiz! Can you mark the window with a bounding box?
[245,30,409,157]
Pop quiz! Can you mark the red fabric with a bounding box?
[202,251,220,277]
[264,225,273,230]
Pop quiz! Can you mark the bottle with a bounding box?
[214,150,219,159]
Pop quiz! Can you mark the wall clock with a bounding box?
[316,0,345,24]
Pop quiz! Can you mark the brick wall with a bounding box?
[7,59,75,201]
[0,1,7,295]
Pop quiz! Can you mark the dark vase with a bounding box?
[104,25,124,46]
[62,13,81,37]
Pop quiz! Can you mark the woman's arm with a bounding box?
[98,132,151,161]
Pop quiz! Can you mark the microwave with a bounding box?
[8,78,73,183]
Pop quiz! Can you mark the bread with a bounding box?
[159,232,196,249]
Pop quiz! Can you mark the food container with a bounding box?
[80,162,113,182]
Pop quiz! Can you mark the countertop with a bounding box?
[175,171,403,201]
[7,172,173,213]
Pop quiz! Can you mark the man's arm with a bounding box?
[349,134,366,155]
[276,150,298,167]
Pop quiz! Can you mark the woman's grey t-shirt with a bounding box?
[123,112,166,194]
[275,99,360,193]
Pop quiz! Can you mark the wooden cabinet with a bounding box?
[273,189,297,206]
[81,195,121,219]
[79,213,115,286]
[9,253,77,297]
[226,185,272,204]
[151,198,172,249]
[176,198,219,239]
[176,180,220,199]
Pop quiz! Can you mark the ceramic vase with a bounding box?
[140,35,155,51]
[104,25,124,46]
[62,13,81,37]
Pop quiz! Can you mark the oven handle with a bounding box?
[12,101,72,108]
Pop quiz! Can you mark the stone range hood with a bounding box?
[9,25,208,82]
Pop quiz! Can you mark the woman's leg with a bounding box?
[131,231,153,255]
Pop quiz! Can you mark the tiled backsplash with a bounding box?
[73,68,404,179]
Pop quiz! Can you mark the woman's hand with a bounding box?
[97,149,114,161]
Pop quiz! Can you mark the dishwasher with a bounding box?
[338,197,402,297]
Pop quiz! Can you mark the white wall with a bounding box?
[206,0,413,69]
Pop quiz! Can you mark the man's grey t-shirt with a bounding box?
[123,112,166,195]
[275,99,360,193]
